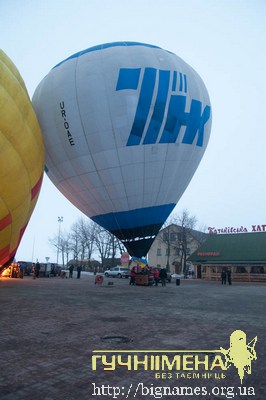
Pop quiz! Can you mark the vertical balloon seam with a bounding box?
[141,67,157,238]
[156,144,172,213]
[115,47,134,233]
[142,68,169,239]
[74,51,118,219]
[1,50,28,93]
[60,56,86,211]
[147,67,162,208]
[84,48,141,243]
[118,57,142,232]
[132,66,150,242]
[153,65,182,210]
[101,49,129,222]
[152,68,181,237]
[8,104,44,238]
[68,52,118,223]
[4,63,44,195]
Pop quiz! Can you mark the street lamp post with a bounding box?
[66,243,69,266]
[57,216,63,264]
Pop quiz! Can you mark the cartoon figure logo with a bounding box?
[220,330,257,383]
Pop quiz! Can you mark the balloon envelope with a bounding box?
[32,42,212,257]
[0,50,45,272]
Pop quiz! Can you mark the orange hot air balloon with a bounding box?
[0,50,45,273]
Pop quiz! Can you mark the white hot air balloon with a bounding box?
[33,42,212,257]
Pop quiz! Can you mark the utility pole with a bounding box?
[57,216,63,264]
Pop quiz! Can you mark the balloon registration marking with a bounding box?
[59,102,75,146]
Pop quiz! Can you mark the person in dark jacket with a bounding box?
[35,262,41,278]
[77,265,82,279]
[159,268,167,287]
[69,264,74,278]
[226,269,232,285]
[221,269,227,285]
[129,267,136,285]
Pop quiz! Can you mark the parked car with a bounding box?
[104,266,130,278]
[171,273,184,279]
[50,263,61,277]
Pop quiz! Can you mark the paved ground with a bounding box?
[0,273,265,400]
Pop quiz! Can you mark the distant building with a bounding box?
[188,232,266,282]
[148,224,207,274]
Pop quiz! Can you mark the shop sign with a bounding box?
[120,252,130,264]
[208,224,266,234]
[208,226,247,234]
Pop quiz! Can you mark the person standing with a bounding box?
[129,267,136,285]
[77,265,82,279]
[159,268,167,287]
[221,269,227,285]
[153,268,159,286]
[35,262,40,278]
[18,262,25,279]
[227,269,232,285]
[32,263,36,279]
[69,264,74,278]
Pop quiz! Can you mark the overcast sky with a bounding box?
[1,0,266,263]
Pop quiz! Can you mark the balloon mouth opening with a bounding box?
[122,235,156,243]
[120,235,157,258]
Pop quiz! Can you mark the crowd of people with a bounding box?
[129,265,168,286]
[68,264,82,278]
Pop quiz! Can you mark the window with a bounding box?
[157,248,161,256]
[170,232,177,241]
[251,266,265,274]
[236,266,247,273]
[178,233,184,241]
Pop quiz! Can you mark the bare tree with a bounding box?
[109,234,126,268]
[69,221,81,266]
[75,217,97,270]
[48,235,60,260]
[92,225,124,269]
[93,225,112,268]
[60,233,72,267]
[48,230,70,267]
[173,209,197,275]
